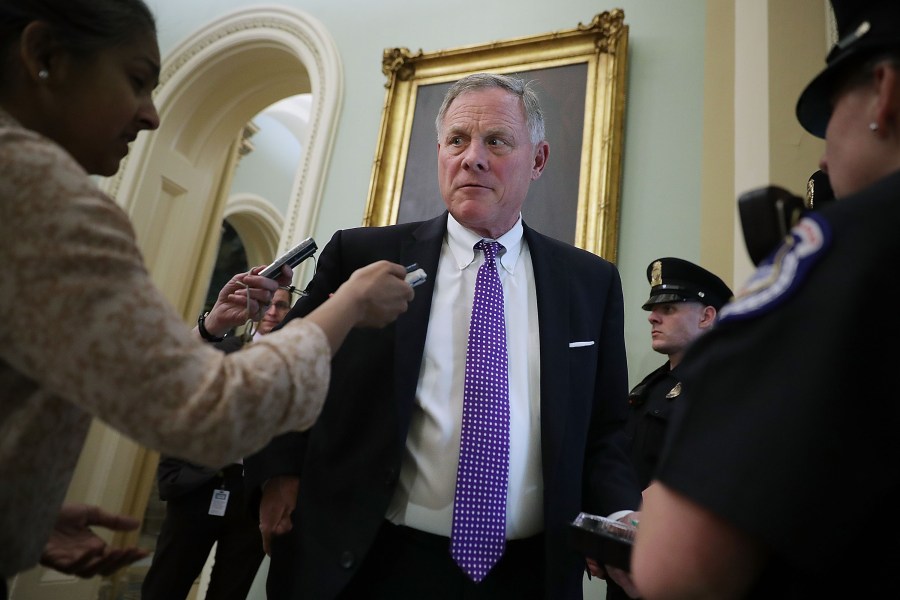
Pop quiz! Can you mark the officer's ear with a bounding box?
[699,305,717,330]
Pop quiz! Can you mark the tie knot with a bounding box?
[476,240,502,262]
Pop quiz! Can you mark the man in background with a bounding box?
[624,257,732,490]
[603,258,731,600]
[142,286,297,600]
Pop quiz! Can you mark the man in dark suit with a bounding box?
[142,286,298,600]
[245,72,641,600]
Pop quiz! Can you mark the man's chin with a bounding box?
[449,198,493,222]
[450,188,495,206]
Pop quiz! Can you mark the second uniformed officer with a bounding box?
[625,257,732,489]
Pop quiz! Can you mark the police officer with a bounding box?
[632,1,900,596]
[603,257,732,600]
[624,257,732,490]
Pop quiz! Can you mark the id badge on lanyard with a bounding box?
[209,488,230,516]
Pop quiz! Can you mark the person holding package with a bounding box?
[624,258,731,491]
[632,0,900,597]
[602,258,730,600]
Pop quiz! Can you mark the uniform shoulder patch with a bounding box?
[719,212,831,323]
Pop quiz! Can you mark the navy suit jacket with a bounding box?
[245,213,640,599]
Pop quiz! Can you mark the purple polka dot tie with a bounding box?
[451,241,510,583]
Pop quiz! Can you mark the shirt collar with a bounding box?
[446,212,523,274]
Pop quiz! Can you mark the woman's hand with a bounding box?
[202,265,293,336]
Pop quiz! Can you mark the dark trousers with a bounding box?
[141,465,264,600]
[337,520,545,600]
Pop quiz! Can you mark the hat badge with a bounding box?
[836,20,871,51]
[650,260,663,287]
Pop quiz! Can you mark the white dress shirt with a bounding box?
[386,214,544,539]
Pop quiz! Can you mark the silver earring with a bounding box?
[38,69,49,80]
[869,121,879,132]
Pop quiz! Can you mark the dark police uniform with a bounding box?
[609,258,730,600]
[624,363,684,490]
[656,169,900,596]
[623,257,731,490]
[652,0,900,592]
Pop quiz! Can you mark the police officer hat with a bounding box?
[642,257,733,311]
[796,0,900,138]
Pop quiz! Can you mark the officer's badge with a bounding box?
[665,382,682,399]
[720,212,831,322]
[650,260,662,287]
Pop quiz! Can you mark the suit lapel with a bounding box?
[524,225,571,480]
[394,214,447,443]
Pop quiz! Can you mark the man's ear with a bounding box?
[18,21,58,82]
[531,141,550,181]
[699,305,717,330]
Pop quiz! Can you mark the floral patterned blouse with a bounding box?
[0,108,330,577]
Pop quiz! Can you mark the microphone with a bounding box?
[260,238,317,279]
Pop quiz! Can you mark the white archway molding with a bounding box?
[224,192,284,267]
[103,4,342,315]
[262,94,313,147]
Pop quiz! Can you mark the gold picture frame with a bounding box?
[363,10,629,261]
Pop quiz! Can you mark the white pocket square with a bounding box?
[568,341,595,348]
